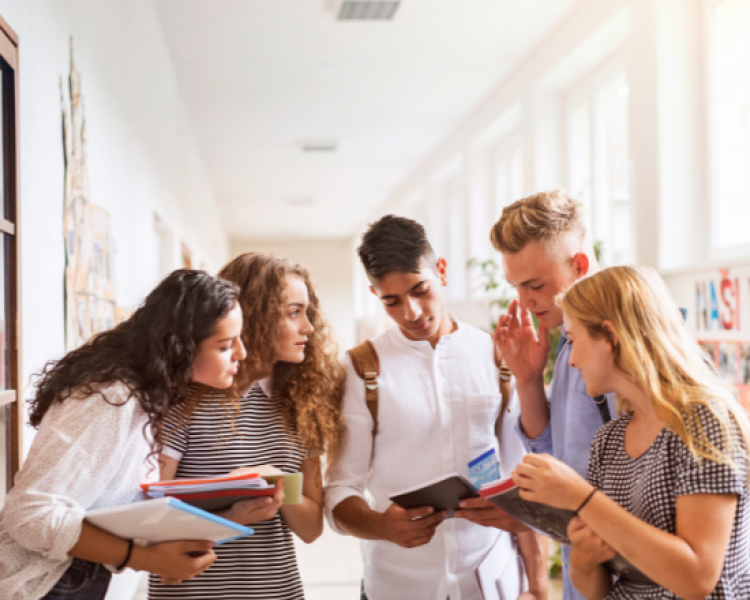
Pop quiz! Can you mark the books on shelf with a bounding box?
[478,478,655,586]
[85,497,253,546]
[141,471,303,511]
[389,473,479,518]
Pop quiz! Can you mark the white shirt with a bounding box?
[0,382,158,600]
[324,320,526,600]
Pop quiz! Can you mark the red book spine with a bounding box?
[477,478,516,497]
[167,488,276,501]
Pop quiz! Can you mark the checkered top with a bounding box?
[589,403,749,599]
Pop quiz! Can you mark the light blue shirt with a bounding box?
[515,326,617,600]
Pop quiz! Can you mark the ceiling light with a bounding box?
[337,1,400,21]
[298,139,338,153]
[286,197,315,207]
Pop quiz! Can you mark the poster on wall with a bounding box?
[62,39,117,351]
[698,340,750,410]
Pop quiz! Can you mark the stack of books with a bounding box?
[142,472,276,512]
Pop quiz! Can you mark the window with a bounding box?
[492,136,524,219]
[566,70,632,266]
[709,0,750,250]
[444,176,466,303]
[0,16,20,506]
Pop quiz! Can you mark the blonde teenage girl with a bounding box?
[507,265,749,600]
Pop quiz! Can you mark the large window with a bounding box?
[566,70,632,266]
[709,0,750,250]
[492,136,524,219]
[0,16,20,506]
[444,176,466,303]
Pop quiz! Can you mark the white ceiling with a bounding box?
[153,0,580,241]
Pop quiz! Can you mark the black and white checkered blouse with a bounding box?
[589,403,749,599]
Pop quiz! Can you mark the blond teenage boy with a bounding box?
[490,191,617,600]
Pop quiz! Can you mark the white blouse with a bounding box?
[0,381,158,600]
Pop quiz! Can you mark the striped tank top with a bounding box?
[148,381,306,600]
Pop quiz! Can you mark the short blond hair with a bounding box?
[490,190,585,254]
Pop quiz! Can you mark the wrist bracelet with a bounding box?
[116,539,134,571]
[573,488,597,517]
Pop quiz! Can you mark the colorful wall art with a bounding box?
[62,39,117,351]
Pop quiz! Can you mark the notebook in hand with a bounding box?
[85,497,253,546]
[390,473,479,518]
[479,478,655,586]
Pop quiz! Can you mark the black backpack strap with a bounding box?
[593,395,611,424]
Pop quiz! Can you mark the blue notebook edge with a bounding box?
[166,497,254,545]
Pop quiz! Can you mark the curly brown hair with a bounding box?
[29,270,240,459]
[218,253,345,458]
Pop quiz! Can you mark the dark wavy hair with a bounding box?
[28,270,240,456]
[218,253,345,458]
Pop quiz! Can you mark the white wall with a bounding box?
[229,239,356,352]
[0,2,229,595]
[0,0,228,414]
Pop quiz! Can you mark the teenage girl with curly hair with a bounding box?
[151,253,344,600]
[0,270,245,600]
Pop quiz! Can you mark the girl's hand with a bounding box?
[512,453,591,510]
[217,478,285,525]
[568,517,617,574]
[130,540,216,580]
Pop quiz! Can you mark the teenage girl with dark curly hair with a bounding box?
[0,270,245,600]
[151,253,345,600]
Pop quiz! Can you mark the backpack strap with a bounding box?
[347,340,380,434]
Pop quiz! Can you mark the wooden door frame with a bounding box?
[0,13,21,487]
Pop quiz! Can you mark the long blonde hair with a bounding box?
[562,265,750,472]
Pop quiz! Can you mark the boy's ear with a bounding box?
[369,284,378,297]
[436,257,448,286]
[572,252,590,279]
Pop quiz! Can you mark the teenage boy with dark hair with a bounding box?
[490,190,617,600]
[324,215,547,600]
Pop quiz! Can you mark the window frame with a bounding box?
[705,0,750,260]
[563,52,632,266]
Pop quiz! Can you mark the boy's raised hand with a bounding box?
[493,299,550,384]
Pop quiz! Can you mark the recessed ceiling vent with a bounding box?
[337,1,400,21]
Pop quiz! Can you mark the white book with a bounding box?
[85,497,253,546]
